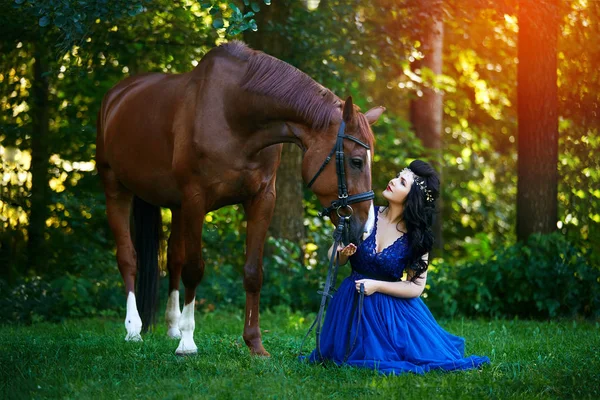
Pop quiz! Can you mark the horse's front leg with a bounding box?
[99,166,142,341]
[175,190,206,356]
[242,183,277,356]
[165,208,184,339]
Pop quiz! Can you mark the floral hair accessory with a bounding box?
[401,168,434,203]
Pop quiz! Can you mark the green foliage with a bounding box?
[427,233,600,319]
[0,277,58,323]
[12,0,270,54]
[1,0,599,325]
[195,203,340,312]
[198,0,268,36]
[9,0,147,53]
[0,273,123,324]
[261,238,319,309]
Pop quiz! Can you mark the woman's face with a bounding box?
[382,168,415,205]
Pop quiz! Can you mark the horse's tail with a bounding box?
[132,196,161,332]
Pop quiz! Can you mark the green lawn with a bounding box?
[1,308,599,399]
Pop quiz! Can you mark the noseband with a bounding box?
[300,120,374,361]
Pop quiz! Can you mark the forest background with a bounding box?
[0,0,599,323]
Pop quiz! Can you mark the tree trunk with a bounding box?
[266,145,305,244]
[409,0,444,252]
[244,1,306,245]
[516,0,559,241]
[27,44,50,274]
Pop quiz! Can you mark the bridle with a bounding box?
[300,120,374,361]
[307,120,375,223]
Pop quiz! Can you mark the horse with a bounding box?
[95,40,385,356]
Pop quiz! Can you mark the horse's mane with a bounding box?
[221,41,340,130]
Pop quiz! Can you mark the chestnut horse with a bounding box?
[96,41,384,355]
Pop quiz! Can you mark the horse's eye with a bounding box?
[351,158,363,170]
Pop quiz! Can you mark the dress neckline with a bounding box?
[373,207,406,255]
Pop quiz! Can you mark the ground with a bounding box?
[1,308,599,399]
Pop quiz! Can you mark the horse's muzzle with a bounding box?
[348,216,368,247]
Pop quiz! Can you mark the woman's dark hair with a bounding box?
[384,160,440,282]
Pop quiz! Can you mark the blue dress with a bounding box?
[307,207,490,375]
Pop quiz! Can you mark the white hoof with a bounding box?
[175,334,198,355]
[125,332,143,342]
[167,328,182,339]
[124,292,143,342]
[175,347,198,356]
[175,299,197,355]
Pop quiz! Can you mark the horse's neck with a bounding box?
[201,47,328,154]
[241,120,303,156]
[235,94,312,155]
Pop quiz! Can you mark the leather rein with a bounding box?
[300,120,373,361]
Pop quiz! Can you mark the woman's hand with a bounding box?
[328,243,356,265]
[337,243,357,257]
[354,279,379,296]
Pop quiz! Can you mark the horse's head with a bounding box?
[300,96,385,246]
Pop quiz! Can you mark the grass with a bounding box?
[1,308,599,399]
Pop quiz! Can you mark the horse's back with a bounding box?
[99,45,242,157]
[102,73,168,115]
[100,72,185,132]
[96,44,281,209]
[97,72,189,206]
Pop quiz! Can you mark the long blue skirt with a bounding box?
[306,276,490,375]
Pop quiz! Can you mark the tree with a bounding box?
[244,1,305,246]
[27,43,50,273]
[409,0,445,251]
[516,0,559,240]
[0,1,55,273]
[0,1,217,276]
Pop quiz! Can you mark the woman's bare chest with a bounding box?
[375,217,405,253]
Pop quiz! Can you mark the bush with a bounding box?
[427,232,600,319]
[198,235,334,312]
[0,273,124,324]
[197,203,339,313]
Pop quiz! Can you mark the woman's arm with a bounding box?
[355,253,429,298]
[362,271,427,298]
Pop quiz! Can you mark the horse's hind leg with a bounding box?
[242,183,276,357]
[99,165,142,341]
[165,208,184,339]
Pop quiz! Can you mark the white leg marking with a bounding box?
[124,292,143,342]
[175,299,198,355]
[165,290,182,339]
[363,201,375,240]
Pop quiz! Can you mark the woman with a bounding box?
[306,160,490,375]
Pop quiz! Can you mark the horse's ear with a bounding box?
[364,106,386,125]
[342,96,354,123]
